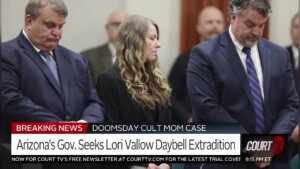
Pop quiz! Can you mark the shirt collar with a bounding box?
[292,45,298,52]
[229,25,245,52]
[228,25,259,54]
[22,29,53,56]
[108,42,116,53]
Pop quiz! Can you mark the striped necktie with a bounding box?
[39,51,60,85]
[242,47,265,133]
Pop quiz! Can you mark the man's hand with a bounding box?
[148,163,170,169]
[251,150,272,168]
[291,125,299,143]
[245,136,274,168]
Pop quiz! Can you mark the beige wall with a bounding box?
[269,0,299,47]
[1,0,298,75]
[1,0,180,76]
[124,0,180,76]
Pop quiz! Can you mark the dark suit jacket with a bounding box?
[168,51,191,122]
[96,66,173,124]
[287,45,300,89]
[286,46,300,159]
[187,30,299,168]
[287,46,296,70]
[1,32,104,139]
[188,30,298,134]
[95,66,173,169]
[81,44,113,85]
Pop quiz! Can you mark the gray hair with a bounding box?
[229,0,271,17]
[25,0,68,20]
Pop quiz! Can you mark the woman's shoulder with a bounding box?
[98,66,122,82]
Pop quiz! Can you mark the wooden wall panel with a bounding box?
[180,0,269,53]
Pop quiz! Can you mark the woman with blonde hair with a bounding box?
[96,15,172,169]
[96,15,173,124]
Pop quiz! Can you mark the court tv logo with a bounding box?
[245,135,284,155]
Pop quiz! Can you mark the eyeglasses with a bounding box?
[108,22,121,27]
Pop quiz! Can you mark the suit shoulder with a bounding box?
[96,67,125,93]
[174,51,190,65]
[260,38,286,51]
[258,39,290,63]
[190,35,221,58]
[286,45,292,50]
[80,44,109,56]
[55,45,88,66]
[56,45,82,58]
[98,67,122,83]
[195,33,221,48]
[1,38,19,52]
[2,38,16,45]
[1,38,24,62]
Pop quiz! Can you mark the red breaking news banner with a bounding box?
[10,123,289,164]
[11,122,88,134]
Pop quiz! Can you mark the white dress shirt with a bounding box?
[292,45,299,69]
[22,29,56,65]
[108,42,117,64]
[229,25,264,99]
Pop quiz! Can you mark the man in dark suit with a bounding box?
[287,13,300,162]
[187,0,299,168]
[286,13,299,74]
[81,10,128,84]
[168,6,224,123]
[1,0,104,139]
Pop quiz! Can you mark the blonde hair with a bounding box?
[116,15,171,109]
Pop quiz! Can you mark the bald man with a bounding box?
[168,6,224,123]
[81,10,128,84]
[196,6,225,41]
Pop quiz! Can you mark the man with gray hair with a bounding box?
[1,2,105,169]
[187,0,298,168]
[81,10,128,85]
[1,0,104,137]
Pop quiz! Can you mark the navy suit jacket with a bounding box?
[1,32,104,136]
[187,30,299,134]
[286,46,296,71]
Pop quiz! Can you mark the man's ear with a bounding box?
[24,15,33,28]
[229,13,236,24]
[196,23,202,35]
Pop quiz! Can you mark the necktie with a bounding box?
[39,51,60,85]
[295,56,300,81]
[242,47,265,133]
[295,57,300,88]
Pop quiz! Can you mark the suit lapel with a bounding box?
[18,32,65,101]
[287,46,295,70]
[256,40,272,130]
[220,31,254,108]
[101,44,114,67]
[54,47,69,104]
[257,40,271,105]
